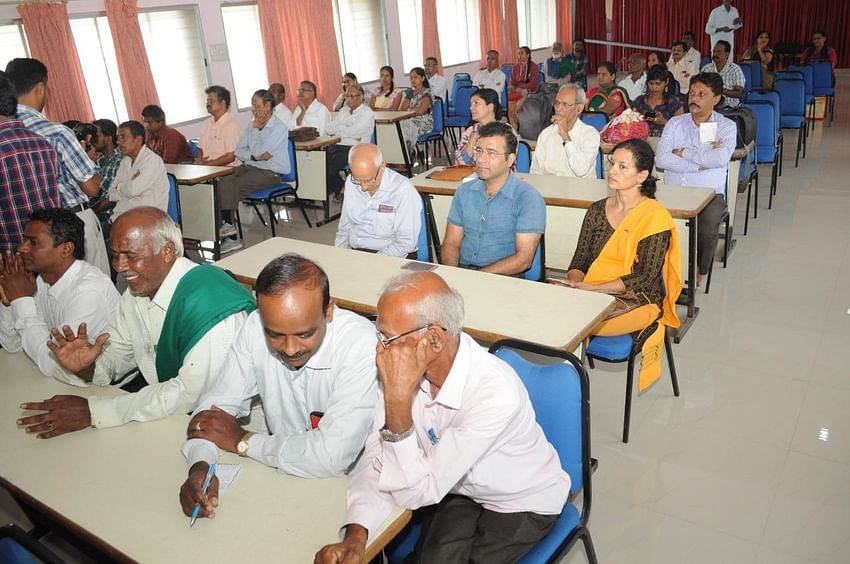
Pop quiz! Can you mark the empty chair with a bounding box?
[787,64,817,128]
[774,78,807,167]
[445,85,477,148]
[745,89,783,177]
[811,61,835,125]
[417,97,451,166]
[739,60,762,90]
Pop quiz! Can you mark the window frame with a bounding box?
[220,1,268,112]
[0,19,30,59]
[331,0,390,83]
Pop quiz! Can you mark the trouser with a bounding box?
[697,193,726,275]
[326,144,352,195]
[405,494,558,564]
[74,207,110,276]
[592,303,665,392]
[217,165,282,211]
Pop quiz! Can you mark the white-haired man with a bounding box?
[16,207,256,438]
[316,271,569,564]
[530,84,600,178]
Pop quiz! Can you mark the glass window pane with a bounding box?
[399,0,423,72]
[221,4,268,110]
[437,0,480,66]
[69,16,128,124]
[333,0,387,82]
[0,23,28,61]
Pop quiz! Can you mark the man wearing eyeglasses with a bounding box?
[315,271,568,564]
[441,121,545,276]
[325,85,376,198]
[531,84,600,178]
[178,254,378,520]
[334,143,422,258]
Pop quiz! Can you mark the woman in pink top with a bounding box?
[507,46,539,126]
[369,66,405,111]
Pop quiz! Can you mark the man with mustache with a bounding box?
[178,254,379,520]
[16,206,256,437]
[699,40,744,108]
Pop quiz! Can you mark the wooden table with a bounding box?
[216,238,614,353]
[412,169,714,342]
[0,350,408,563]
[374,111,415,174]
[294,136,342,226]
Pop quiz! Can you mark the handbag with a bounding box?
[600,109,649,144]
[603,290,647,320]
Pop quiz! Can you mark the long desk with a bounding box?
[412,169,715,342]
[0,351,408,563]
[294,136,342,226]
[374,111,415,174]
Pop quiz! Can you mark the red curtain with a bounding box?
[479,0,504,67]
[555,0,572,49]
[574,0,607,69]
[422,0,443,74]
[503,0,520,64]
[17,3,94,123]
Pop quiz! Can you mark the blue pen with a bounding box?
[427,427,440,445]
[190,462,217,527]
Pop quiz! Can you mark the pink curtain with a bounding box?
[104,0,160,120]
[17,3,94,123]
[421,0,443,74]
[556,0,572,48]
[502,0,520,63]
[257,0,342,110]
[478,0,504,67]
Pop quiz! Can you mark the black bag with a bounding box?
[516,88,556,140]
[717,106,756,149]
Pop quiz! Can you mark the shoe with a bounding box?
[219,238,243,254]
[219,222,237,237]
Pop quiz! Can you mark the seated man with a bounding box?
[269,82,292,126]
[178,254,378,519]
[545,41,574,84]
[618,53,647,101]
[325,85,375,197]
[196,85,241,167]
[315,272,569,564]
[656,72,735,286]
[0,209,119,385]
[291,81,331,135]
[141,104,192,164]
[473,50,507,96]
[441,122,545,276]
[108,120,168,219]
[700,40,744,108]
[15,207,255,437]
[424,57,447,102]
[667,41,699,95]
[681,31,702,70]
[334,144,422,258]
[565,38,589,89]
[531,84,600,178]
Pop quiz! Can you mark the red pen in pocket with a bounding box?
[310,411,324,430]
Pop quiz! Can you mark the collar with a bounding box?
[150,257,196,312]
[16,104,43,120]
[0,119,25,130]
[43,259,83,299]
[212,111,233,125]
[473,171,518,200]
[419,333,471,409]
[688,111,721,128]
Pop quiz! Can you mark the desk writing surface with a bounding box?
[295,135,341,151]
[164,164,233,185]
[0,351,406,562]
[373,110,415,124]
[216,238,614,351]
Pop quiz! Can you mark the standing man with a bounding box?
[0,69,58,253]
[334,144,422,258]
[325,85,376,198]
[441,122,545,276]
[108,120,168,218]
[196,85,242,167]
[473,50,507,96]
[291,81,331,136]
[5,58,109,275]
[700,41,744,108]
[269,82,292,127]
[0,209,119,385]
[667,41,699,95]
[681,31,703,70]
[141,104,192,164]
[618,53,648,101]
[705,0,742,58]
[531,84,599,179]
[424,57,447,102]
[656,72,736,287]
[315,272,569,564]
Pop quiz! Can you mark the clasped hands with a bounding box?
[0,250,36,305]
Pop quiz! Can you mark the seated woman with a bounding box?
[632,65,683,136]
[399,67,434,160]
[507,46,539,126]
[586,61,630,117]
[559,139,682,391]
[646,51,665,68]
[332,73,358,112]
[740,30,775,89]
[454,88,502,165]
[369,66,405,111]
[801,29,838,85]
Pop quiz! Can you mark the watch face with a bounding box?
[237,441,248,454]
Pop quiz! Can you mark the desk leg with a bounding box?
[422,194,442,262]
[674,217,699,343]
[396,121,412,176]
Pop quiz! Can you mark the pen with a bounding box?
[427,427,440,445]
[190,462,217,527]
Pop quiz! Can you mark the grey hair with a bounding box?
[348,144,383,168]
[558,83,586,105]
[380,273,465,336]
[149,210,184,257]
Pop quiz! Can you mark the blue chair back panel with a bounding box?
[745,90,780,131]
[787,64,814,98]
[166,173,180,224]
[811,61,834,93]
[451,85,477,120]
[740,64,752,95]
[580,111,608,131]
[523,240,543,281]
[501,64,513,82]
[537,70,545,86]
[431,97,444,134]
[516,140,532,173]
[595,151,603,179]
[416,199,430,262]
[188,138,199,159]
[281,138,297,184]
[743,102,778,162]
[774,78,806,118]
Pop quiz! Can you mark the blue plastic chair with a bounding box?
[745,89,783,177]
[537,70,545,86]
[523,236,545,282]
[738,60,761,90]
[447,74,471,113]
[700,56,712,69]
[188,138,199,159]
[0,524,63,564]
[516,139,532,173]
[811,61,835,125]
[579,111,608,132]
[774,78,807,167]
[740,63,752,97]
[744,102,777,220]
[417,97,451,166]
[787,64,816,130]
[415,195,431,262]
[240,138,312,235]
[501,64,513,84]
[165,173,181,225]
[445,85,477,149]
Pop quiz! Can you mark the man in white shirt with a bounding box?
[269,82,292,127]
[108,120,168,219]
[292,80,331,136]
[473,50,507,96]
[335,144,422,258]
[0,209,119,385]
[424,57,447,102]
[681,31,702,69]
[531,84,600,179]
[325,85,376,197]
[668,41,699,95]
[178,254,379,519]
[15,207,255,438]
[705,0,742,58]
[196,85,242,167]
[618,53,647,101]
[315,272,569,564]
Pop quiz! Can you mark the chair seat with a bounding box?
[445,116,471,128]
[586,334,634,361]
[813,87,834,96]
[246,183,295,200]
[418,132,443,143]
[780,116,805,128]
[518,503,581,563]
[754,145,778,163]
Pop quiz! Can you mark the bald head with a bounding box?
[111,206,183,297]
[348,144,385,193]
[378,272,464,337]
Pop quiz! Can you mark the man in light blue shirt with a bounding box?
[441,122,545,276]
[656,72,736,285]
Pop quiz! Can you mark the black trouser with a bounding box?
[697,193,727,275]
[326,144,352,195]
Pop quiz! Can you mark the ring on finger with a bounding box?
[46,422,54,431]
[196,422,202,432]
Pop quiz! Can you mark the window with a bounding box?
[436,0,480,66]
[221,4,268,110]
[138,8,208,124]
[517,0,555,50]
[398,0,423,72]
[69,16,128,125]
[332,0,388,82]
[0,22,29,61]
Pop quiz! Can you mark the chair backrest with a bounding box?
[774,78,805,116]
[743,101,779,151]
[744,90,780,131]
[370,127,377,144]
[500,83,508,111]
[787,64,814,97]
[516,140,532,173]
[700,56,712,69]
[811,61,833,90]
[669,77,681,98]
[580,111,608,131]
[431,97,445,134]
[537,70,545,86]
[594,150,603,179]
[740,63,752,95]
[416,195,431,262]
[501,64,513,82]
[453,85,478,119]
[188,138,199,159]
[281,138,298,184]
[166,173,180,225]
[739,60,762,89]
[450,75,472,104]
[523,235,545,281]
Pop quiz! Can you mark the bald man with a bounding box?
[334,144,422,258]
[618,53,648,100]
[315,272,569,564]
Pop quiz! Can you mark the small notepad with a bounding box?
[215,463,241,493]
[699,122,717,144]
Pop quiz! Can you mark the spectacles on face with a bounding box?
[350,166,382,186]
[473,145,509,158]
[554,100,580,108]
[376,324,446,349]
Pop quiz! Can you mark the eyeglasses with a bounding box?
[350,166,382,186]
[376,324,446,349]
[473,145,509,158]
[554,100,580,108]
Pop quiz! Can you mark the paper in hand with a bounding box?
[215,463,241,493]
[699,122,717,144]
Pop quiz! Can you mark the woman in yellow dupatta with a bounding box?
[560,139,682,392]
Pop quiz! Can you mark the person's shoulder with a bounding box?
[513,176,544,201]
[329,309,378,350]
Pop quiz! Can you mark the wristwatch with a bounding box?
[379,426,414,443]
[236,431,255,457]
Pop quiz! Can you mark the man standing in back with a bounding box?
[705,0,742,58]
